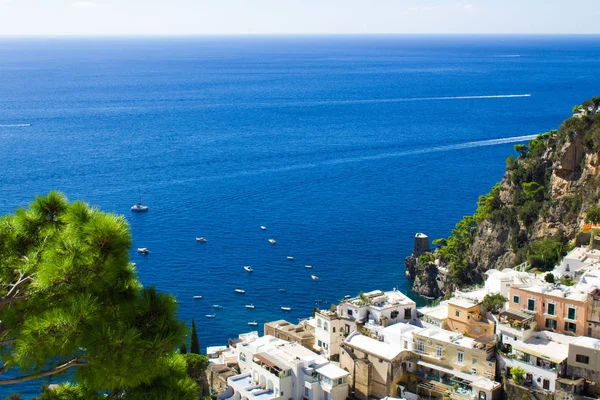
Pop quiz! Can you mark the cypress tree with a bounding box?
[190,319,200,354]
[180,343,188,354]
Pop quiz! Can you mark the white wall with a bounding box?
[498,355,558,392]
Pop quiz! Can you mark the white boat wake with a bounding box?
[0,123,32,127]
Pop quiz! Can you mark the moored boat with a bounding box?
[248,321,258,326]
[193,295,203,299]
[245,304,255,309]
[206,314,216,318]
[235,289,245,294]
[268,239,276,244]
[131,203,148,212]
[287,256,294,260]
[137,247,149,254]
[212,305,223,309]
[196,237,207,243]
[244,266,253,272]
[260,226,267,230]
[281,307,292,311]
[305,265,312,269]
[311,275,319,280]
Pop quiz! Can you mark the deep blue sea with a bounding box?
[1,35,600,397]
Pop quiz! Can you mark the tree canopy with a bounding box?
[0,192,197,398]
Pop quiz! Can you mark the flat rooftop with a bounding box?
[345,333,402,360]
[572,336,600,350]
[343,288,415,309]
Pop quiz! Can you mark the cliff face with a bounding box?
[408,98,600,297]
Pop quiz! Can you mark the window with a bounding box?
[513,295,520,304]
[527,299,535,312]
[403,340,408,349]
[471,368,477,374]
[324,392,329,400]
[567,307,576,320]
[547,303,555,316]
[317,319,322,328]
[345,324,350,334]
[347,309,352,316]
[472,358,478,365]
[323,322,329,331]
[391,310,399,319]
[404,308,412,319]
[240,353,246,362]
[478,391,486,400]
[455,310,461,317]
[318,340,323,347]
[576,354,589,364]
[436,345,443,357]
[457,351,464,365]
[545,318,557,330]
[304,387,309,397]
[564,322,577,333]
[417,341,425,353]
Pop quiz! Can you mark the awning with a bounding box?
[557,377,585,386]
[511,343,566,364]
[413,360,475,383]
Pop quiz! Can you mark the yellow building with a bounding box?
[445,297,495,339]
[406,327,501,400]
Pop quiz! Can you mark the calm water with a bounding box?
[1,35,600,396]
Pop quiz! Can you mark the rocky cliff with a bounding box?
[407,97,600,297]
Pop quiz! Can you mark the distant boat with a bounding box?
[344,295,351,299]
[206,314,216,318]
[305,265,312,269]
[131,187,148,212]
[131,203,148,212]
[245,304,255,309]
[137,248,149,254]
[281,307,292,311]
[196,237,207,243]
[248,321,258,326]
[287,256,294,260]
[261,226,267,230]
[268,239,276,244]
[193,296,203,299]
[244,266,253,272]
[235,289,245,294]
[311,275,319,280]
[212,305,223,309]
[279,289,286,292]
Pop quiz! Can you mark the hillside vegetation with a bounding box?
[408,97,600,296]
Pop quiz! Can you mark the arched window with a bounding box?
[332,327,336,333]
[323,322,329,331]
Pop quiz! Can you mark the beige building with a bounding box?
[445,297,495,338]
[405,327,501,400]
[263,319,314,350]
[564,336,600,396]
[587,288,600,337]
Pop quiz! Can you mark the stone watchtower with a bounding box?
[413,233,430,256]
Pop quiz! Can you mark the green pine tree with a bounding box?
[190,319,200,354]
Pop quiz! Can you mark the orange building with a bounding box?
[508,284,588,337]
[445,297,495,338]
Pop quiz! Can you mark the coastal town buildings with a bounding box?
[264,319,315,350]
[508,280,589,337]
[336,289,417,327]
[218,334,349,400]
[445,297,495,338]
[313,309,356,360]
[564,336,600,396]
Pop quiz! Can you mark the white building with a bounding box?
[219,335,349,400]
[555,246,600,279]
[498,331,576,393]
[337,289,417,326]
[313,310,356,360]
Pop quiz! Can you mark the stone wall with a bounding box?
[502,376,554,400]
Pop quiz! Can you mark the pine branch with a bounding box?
[0,358,85,385]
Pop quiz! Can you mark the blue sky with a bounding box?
[0,0,599,36]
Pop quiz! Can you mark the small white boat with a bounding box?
[196,237,207,243]
[212,305,223,309]
[131,203,148,212]
[311,275,319,280]
[137,248,149,254]
[268,239,276,244]
[244,266,253,272]
[279,289,286,292]
[281,307,292,311]
[206,314,216,318]
[260,226,267,230]
[344,295,351,299]
[287,256,294,260]
[235,289,245,294]
[248,321,258,326]
[193,296,203,300]
[305,265,312,269]
[245,304,255,309]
